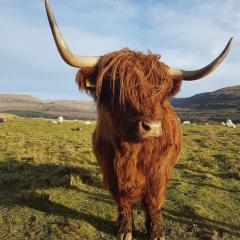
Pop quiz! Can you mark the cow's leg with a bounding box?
[117,200,133,240]
[92,136,132,239]
[144,206,165,240]
[143,178,167,240]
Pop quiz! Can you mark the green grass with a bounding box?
[0,115,239,240]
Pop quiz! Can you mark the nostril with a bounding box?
[141,121,151,131]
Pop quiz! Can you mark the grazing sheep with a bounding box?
[222,119,237,128]
[183,121,191,125]
[227,122,236,128]
[57,116,64,124]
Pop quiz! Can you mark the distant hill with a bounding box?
[0,94,96,120]
[172,85,240,123]
[172,85,240,109]
[0,85,239,122]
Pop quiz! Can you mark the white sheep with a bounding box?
[222,119,237,128]
[183,121,191,125]
[57,116,64,124]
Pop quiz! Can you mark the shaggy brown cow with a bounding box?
[45,1,233,239]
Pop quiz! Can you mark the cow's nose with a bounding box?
[139,120,162,138]
[141,121,152,131]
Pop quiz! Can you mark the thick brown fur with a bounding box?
[76,49,183,239]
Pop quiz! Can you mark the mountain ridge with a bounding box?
[172,85,240,109]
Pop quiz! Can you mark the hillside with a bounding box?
[172,86,240,123]
[172,85,240,109]
[0,85,239,122]
[0,94,96,120]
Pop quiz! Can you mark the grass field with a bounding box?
[0,115,239,240]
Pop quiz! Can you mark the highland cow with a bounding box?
[45,0,233,239]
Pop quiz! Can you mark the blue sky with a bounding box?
[0,0,239,100]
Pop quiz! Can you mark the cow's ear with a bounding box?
[75,68,96,91]
[168,79,182,97]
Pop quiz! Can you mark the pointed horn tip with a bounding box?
[226,37,234,50]
[168,37,234,81]
[229,37,234,47]
[227,36,233,44]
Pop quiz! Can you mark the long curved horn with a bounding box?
[45,0,100,68]
[168,37,233,81]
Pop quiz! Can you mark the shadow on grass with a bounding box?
[175,163,240,187]
[0,157,117,237]
[12,191,118,236]
[163,208,240,237]
[0,157,102,191]
[171,178,239,195]
[74,188,115,205]
[9,191,144,239]
[0,158,145,238]
[1,158,239,238]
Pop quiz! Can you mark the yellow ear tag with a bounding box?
[86,79,96,88]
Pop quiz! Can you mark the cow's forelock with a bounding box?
[76,48,181,114]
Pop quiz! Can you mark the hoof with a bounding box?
[118,232,132,240]
[152,237,165,240]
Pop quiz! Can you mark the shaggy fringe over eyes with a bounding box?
[76,49,181,111]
